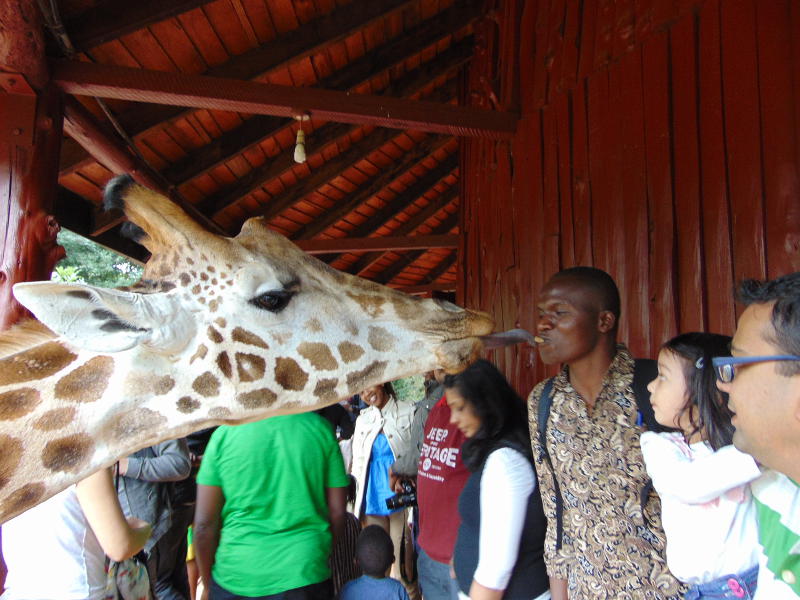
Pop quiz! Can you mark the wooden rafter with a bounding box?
[65,0,219,50]
[165,36,471,190]
[289,137,454,240]
[344,161,459,274]
[60,0,419,173]
[420,253,458,284]
[51,60,517,139]
[374,212,459,285]
[294,234,457,254]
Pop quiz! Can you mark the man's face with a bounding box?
[535,277,609,366]
[717,302,798,468]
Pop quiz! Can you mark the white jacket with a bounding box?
[351,396,414,517]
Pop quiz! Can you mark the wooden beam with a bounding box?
[294,234,457,254]
[373,212,459,284]
[57,0,423,175]
[344,161,459,274]
[392,282,456,295]
[61,96,225,235]
[65,0,218,50]
[166,37,470,189]
[289,137,454,240]
[421,252,458,283]
[51,59,518,139]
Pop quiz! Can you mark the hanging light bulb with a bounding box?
[294,128,306,163]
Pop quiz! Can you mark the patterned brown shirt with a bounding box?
[527,346,685,599]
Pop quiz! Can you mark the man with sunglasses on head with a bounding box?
[714,272,800,599]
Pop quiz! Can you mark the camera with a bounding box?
[385,480,416,510]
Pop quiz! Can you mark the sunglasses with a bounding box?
[710,355,800,383]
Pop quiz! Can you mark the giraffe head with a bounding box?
[0,176,497,522]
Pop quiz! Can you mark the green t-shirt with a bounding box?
[197,413,349,596]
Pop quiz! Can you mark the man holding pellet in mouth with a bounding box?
[526,267,683,600]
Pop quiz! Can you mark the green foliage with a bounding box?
[392,375,425,405]
[52,229,143,288]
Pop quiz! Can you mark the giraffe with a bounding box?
[0,175,498,524]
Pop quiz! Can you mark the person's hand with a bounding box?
[127,517,152,538]
[117,458,129,476]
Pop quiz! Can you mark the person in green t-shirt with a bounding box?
[193,412,349,599]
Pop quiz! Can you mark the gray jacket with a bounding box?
[391,380,445,476]
[117,439,191,552]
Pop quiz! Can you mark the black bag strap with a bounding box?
[538,359,661,550]
[537,377,564,550]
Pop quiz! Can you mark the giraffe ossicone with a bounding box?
[0,175,496,523]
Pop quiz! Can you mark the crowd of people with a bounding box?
[0,268,798,600]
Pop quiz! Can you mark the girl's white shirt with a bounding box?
[474,446,535,592]
[640,431,763,585]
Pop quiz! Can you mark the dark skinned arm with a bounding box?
[193,484,224,593]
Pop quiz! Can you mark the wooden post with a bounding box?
[0,1,65,588]
[0,0,66,332]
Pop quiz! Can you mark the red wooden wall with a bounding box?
[459,0,800,395]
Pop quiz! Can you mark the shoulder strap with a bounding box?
[536,377,564,550]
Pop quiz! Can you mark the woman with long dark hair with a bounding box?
[444,360,550,600]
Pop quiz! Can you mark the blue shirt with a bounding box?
[365,433,399,516]
[339,575,410,600]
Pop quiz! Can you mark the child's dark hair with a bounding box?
[355,525,394,577]
[443,359,531,471]
[663,332,733,450]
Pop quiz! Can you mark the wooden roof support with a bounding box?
[373,212,459,285]
[58,0,465,175]
[294,234,457,254]
[65,0,219,50]
[343,162,459,274]
[420,253,458,284]
[288,137,454,240]
[167,37,471,191]
[61,96,225,235]
[51,59,517,139]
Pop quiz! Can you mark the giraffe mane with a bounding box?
[0,319,58,359]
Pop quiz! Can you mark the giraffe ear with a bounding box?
[13,281,193,354]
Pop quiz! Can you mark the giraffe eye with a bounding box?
[249,290,294,313]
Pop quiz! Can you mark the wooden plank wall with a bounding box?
[459,0,800,396]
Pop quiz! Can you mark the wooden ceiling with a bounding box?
[43,0,515,295]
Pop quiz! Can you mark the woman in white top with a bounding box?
[350,382,413,581]
[2,467,152,600]
[445,360,550,600]
[641,332,762,599]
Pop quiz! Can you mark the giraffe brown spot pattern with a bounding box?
[367,326,397,352]
[274,357,308,391]
[346,361,388,393]
[190,344,208,364]
[304,318,323,332]
[110,408,167,438]
[54,356,114,403]
[2,482,45,518]
[192,285,201,295]
[0,435,23,489]
[179,273,191,286]
[216,352,232,379]
[232,328,269,349]
[298,342,338,371]
[313,378,340,403]
[192,372,221,397]
[236,353,266,382]
[237,387,278,409]
[338,341,365,363]
[0,388,41,420]
[0,342,77,386]
[208,406,231,419]
[33,407,77,431]
[207,326,224,344]
[209,300,219,312]
[177,397,201,413]
[214,318,227,328]
[41,434,94,473]
[347,293,385,318]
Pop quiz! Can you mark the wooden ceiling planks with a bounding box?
[48,0,503,292]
